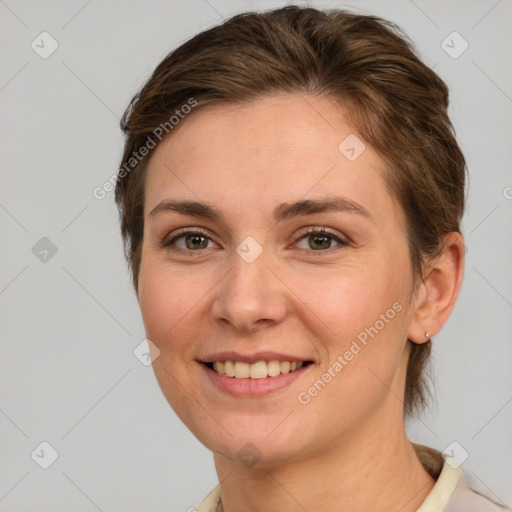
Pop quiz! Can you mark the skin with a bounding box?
[137,93,465,511]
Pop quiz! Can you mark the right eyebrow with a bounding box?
[149,200,222,221]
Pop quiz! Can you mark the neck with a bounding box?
[213,410,435,512]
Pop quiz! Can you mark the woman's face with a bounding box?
[138,93,420,466]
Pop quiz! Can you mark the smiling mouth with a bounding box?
[204,360,313,379]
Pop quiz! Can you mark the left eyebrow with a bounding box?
[272,196,375,224]
[148,196,374,224]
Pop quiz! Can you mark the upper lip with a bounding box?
[200,351,314,364]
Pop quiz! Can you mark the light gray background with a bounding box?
[1,0,511,510]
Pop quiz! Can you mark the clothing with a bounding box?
[195,444,509,511]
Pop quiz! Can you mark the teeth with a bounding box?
[210,360,305,378]
[234,361,250,379]
[249,361,268,379]
[224,360,235,377]
[267,360,281,377]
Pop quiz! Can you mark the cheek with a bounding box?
[137,262,208,427]
[291,256,410,406]
[294,257,406,347]
[138,262,201,354]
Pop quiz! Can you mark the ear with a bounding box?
[407,232,465,344]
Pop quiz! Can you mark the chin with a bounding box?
[212,437,305,469]
[191,414,309,467]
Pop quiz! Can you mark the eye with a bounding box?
[160,226,348,253]
[161,228,217,251]
[294,227,347,252]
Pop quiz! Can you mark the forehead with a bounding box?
[143,93,399,225]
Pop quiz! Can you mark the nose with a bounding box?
[211,247,287,334]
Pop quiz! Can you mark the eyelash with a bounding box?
[160,227,348,254]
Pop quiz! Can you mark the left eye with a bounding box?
[294,228,347,251]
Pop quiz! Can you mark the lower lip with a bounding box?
[200,363,311,397]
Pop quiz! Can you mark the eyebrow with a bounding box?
[149,196,374,223]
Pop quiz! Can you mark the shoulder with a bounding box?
[444,470,511,512]
[413,443,510,512]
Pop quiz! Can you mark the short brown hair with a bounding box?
[115,5,466,417]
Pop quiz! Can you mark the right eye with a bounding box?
[161,228,218,252]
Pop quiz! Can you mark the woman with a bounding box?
[115,5,508,511]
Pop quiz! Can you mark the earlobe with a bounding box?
[407,232,465,345]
